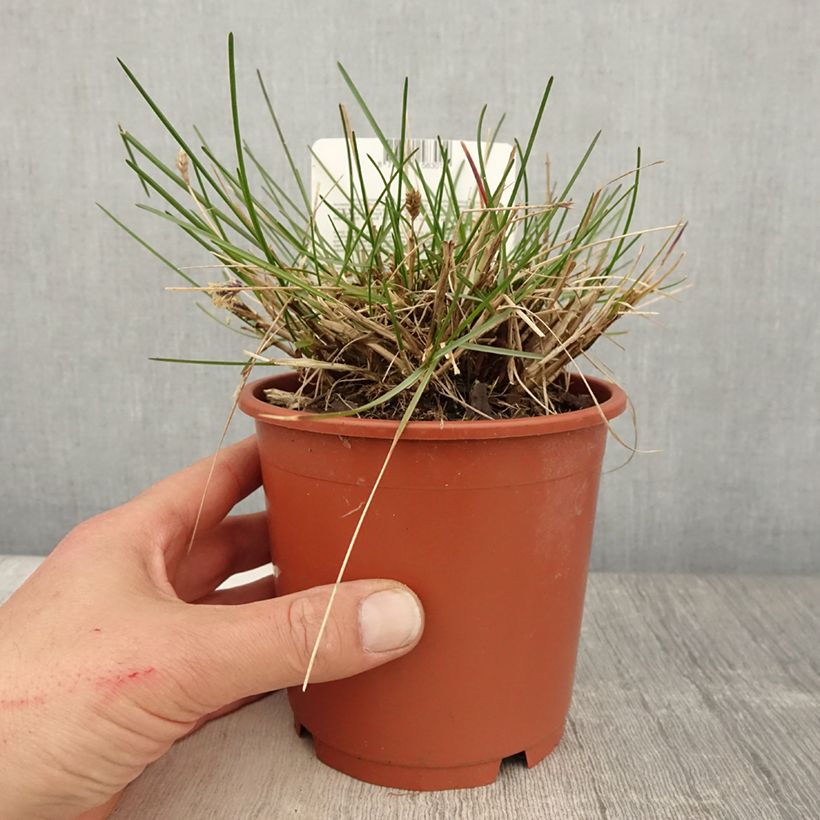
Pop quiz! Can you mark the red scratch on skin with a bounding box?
[0,694,47,710]
[126,668,155,679]
[1,667,159,710]
[94,666,157,694]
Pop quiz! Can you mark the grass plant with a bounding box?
[106,34,685,424]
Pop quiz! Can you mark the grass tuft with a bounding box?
[109,35,685,421]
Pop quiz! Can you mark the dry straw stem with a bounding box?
[106,34,686,684]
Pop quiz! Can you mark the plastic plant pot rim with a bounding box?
[239,371,627,441]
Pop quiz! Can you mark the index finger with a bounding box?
[131,436,262,544]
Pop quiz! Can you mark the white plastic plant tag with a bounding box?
[310,137,514,253]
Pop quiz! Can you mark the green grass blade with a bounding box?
[256,69,312,214]
[505,77,553,207]
[97,204,198,285]
[118,124,150,197]
[227,33,277,266]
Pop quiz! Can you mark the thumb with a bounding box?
[176,580,424,707]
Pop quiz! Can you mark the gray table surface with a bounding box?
[1,557,818,819]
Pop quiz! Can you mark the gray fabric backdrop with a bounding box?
[1,0,818,571]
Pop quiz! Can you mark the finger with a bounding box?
[194,575,277,606]
[130,436,261,547]
[173,512,271,601]
[174,580,424,705]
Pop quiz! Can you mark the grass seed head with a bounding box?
[176,149,190,185]
[404,188,421,220]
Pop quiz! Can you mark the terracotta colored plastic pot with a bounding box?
[239,372,626,790]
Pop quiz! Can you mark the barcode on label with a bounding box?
[383,138,444,168]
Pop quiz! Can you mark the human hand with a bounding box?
[0,437,424,819]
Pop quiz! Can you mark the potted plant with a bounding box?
[107,34,684,790]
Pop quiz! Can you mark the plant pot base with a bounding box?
[295,721,565,791]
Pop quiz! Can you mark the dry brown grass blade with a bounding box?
[301,369,433,690]
[184,325,277,556]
